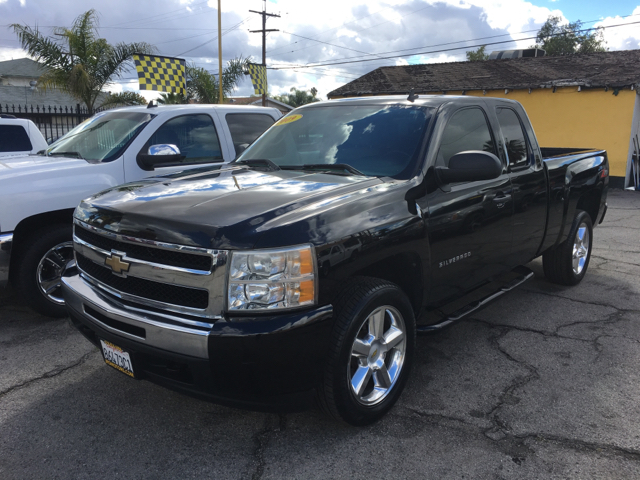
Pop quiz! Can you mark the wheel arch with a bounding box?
[9,209,75,282]
[575,187,603,225]
[353,251,424,316]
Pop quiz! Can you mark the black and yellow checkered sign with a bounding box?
[247,63,267,95]
[133,54,186,96]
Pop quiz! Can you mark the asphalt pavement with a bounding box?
[1,189,639,479]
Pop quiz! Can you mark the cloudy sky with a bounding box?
[1,0,639,100]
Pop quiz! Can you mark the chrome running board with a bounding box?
[416,266,534,335]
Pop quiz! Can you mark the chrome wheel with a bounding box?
[348,305,407,406]
[36,241,74,305]
[572,223,590,275]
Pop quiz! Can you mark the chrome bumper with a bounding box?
[0,232,12,287]
[62,273,214,359]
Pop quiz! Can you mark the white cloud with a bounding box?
[423,53,459,64]
[597,7,640,51]
[257,0,564,96]
[0,47,26,61]
[0,0,634,101]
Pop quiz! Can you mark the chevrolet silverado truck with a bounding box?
[61,96,608,425]
[0,104,281,317]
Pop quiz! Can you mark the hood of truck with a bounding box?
[75,164,387,249]
[0,154,91,179]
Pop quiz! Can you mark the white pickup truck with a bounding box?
[0,103,281,316]
[0,116,49,157]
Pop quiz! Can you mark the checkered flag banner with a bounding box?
[133,54,186,96]
[246,63,267,95]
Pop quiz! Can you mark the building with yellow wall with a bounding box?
[328,50,640,189]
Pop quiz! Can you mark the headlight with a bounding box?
[227,245,316,311]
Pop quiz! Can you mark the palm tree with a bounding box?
[157,92,187,104]
[11,9,154,113]
[186,57,250,104]
[100,91,148,108]
[276,87,319,108]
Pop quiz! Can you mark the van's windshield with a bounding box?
[237,104,433,179]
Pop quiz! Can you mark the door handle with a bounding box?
[493,194,512,203]
[493,194,511,209]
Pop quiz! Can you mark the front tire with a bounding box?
[318,278,416,426]
[15,224,74,317]
[543,210,593,286]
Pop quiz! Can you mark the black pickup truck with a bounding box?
[61,96,608,425]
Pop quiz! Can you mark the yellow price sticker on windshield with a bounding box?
[275,114,303,126]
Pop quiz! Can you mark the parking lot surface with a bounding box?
[1,189,639,479]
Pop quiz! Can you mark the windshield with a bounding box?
[46,111,155,162]
[237,104,433,179]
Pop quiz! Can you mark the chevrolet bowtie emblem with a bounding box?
[105,253,130,275]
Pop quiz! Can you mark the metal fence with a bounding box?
[0,103,101,143]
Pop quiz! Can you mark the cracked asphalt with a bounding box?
[1,190,639,479]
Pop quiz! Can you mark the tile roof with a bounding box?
[0,58,47,79]
[328,49,640,98]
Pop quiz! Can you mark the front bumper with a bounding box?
[62,273,334,410]
[0,232,12,287]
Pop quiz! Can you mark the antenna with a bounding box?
[407,89,419,102]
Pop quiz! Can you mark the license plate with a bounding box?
[100,340,135,378]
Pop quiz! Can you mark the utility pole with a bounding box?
[249,1,279,106]
[218,0,223,105]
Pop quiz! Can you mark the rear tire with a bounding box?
[543,210,593,286]
[15,224,74,318]
[317,278,416,426]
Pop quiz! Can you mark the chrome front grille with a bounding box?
[74,227,213,271]
[72,220,227,319]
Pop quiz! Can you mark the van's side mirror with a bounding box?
[137,144,182,171]
[435,151,503,185]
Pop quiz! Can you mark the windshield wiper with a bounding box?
[234,158,280,171]
[283,163,365,176]
[48,151,84,159]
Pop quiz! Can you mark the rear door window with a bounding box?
[143,114,223,165]
[495,108,530,167]
[226,113,275,155]
[0,125,33,152]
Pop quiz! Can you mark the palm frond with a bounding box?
[11,10,157,113]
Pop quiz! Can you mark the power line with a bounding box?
[266,11,640,68]
[267,2,433,59]
[110,1,217,29]
[106,0,210,28]
[281,31,383,60]
[269,18,640,70]
[176,16,250,56]
[265,2,418,57]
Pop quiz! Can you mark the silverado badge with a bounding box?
[105,253,130,276]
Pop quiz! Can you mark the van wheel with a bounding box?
[543,210,593,286]
[317,278,415,426]
[15,224,74,318]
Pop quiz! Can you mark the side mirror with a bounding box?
[435,151,503,185]
[137,144,182,171]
